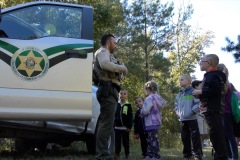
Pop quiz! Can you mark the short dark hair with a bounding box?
[191,80,202,89]
[135,96,144,102]
[101,34,115,46]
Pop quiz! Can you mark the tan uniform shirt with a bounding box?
[94,47,126,85]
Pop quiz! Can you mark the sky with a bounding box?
[181,0,240,90]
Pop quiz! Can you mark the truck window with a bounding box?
[0,5,83,39]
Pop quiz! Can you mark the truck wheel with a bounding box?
[85,134,96,154]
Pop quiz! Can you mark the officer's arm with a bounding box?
[98,52,126,73]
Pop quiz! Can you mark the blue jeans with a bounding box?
[223,113,239,159]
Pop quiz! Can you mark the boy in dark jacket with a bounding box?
[134,96,148,158]
[114,89,133,159]
[192,54,227,160]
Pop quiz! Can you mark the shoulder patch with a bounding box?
[100,48,107,52]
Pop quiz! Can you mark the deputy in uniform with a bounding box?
[94,34,128,160]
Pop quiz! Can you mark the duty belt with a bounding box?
[99,80,120,93]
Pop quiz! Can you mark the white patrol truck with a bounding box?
[0,1,100,154]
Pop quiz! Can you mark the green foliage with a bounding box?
[169,2,214,86]
[0,139,217,159]
[2,0,32,8]
[0,138,14,151]
[222,35,240,62]
[161,107,181,148]
[80,0,125,51]
[120,0,174,82]
[117,0,175,112]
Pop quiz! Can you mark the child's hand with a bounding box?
[192,89,202,98]
[135,134,139,139]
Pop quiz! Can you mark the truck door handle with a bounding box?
[65,50,88,59]
[49,48,93,68]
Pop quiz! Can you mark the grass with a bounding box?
[0,140,217,160]
[161,147,214,160]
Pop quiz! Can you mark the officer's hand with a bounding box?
[123,66,128,75]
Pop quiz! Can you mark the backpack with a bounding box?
[231,92,240,123]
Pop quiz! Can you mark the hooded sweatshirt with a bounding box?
[200,70,226,114]
[140,94,166,130]
[174,86,200,121]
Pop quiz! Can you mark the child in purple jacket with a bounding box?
[140,81,166,160]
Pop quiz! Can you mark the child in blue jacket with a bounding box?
[175,74,202,160]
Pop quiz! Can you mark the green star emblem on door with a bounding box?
[11,47,49,81]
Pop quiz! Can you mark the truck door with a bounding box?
[0,2,93,120]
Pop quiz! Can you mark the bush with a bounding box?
[160,107,182,148]
[0,138,14,151]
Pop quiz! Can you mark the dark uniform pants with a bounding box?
[95,89,118,160]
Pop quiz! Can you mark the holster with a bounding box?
[112,83,120,93]
[99,80,112,97]
[97,80,119,102]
